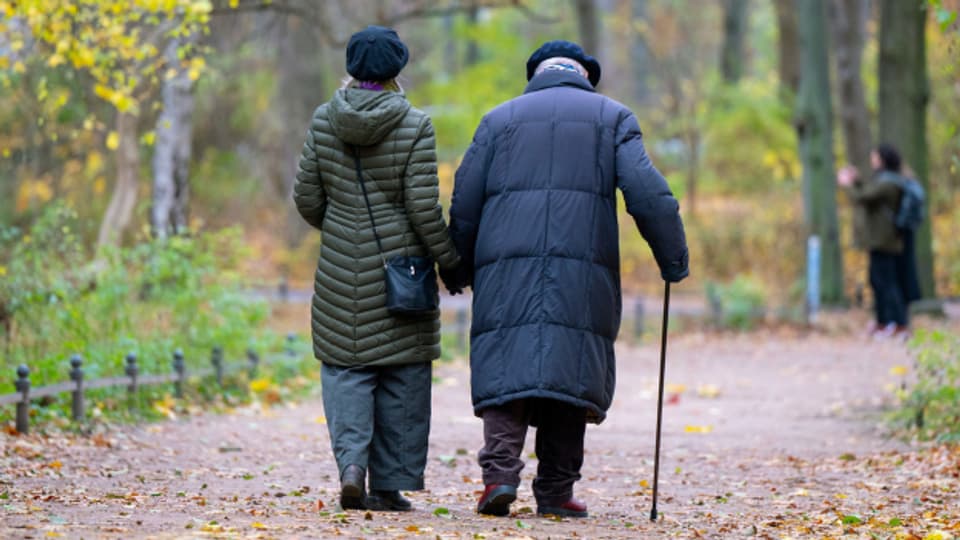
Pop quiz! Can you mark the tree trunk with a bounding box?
[152,39,194,239]
[573,0,600,55]
[97,111,140,250]
[773,0,801,100]
[465,4,480,67]
[630,0,651,104]
[720,0,749,84]
[796,0,845,305]
[829,0,872,177]
[879,0,935,298]
[277,15,325,254]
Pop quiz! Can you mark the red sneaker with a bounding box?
[477,484,517,516]
[537,497,588,518]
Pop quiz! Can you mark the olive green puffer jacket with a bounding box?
[294,88,460,367]
[845,170,903,254]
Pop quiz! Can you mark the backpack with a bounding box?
[892,175,925,231]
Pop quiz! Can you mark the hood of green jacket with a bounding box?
[327,88,411,147]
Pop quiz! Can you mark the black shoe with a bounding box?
[339,465,366,510]
[477,484,517,516]
[365,490,412,512]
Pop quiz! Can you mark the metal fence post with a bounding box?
[14,365,30,434]
[125,353,139,395]
[456,308,468,354]
[211,346,223,387]
[285,333,296,358]
[123,353,140,411]
[247,348,259,379]
[69,354,84,422]
[172,349,185,398]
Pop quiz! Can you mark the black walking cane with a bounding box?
[650,281,671,521]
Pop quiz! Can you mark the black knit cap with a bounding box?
[526,40,601,87]
[346,25,409,82]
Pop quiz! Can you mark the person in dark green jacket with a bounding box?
[838,144,919,337]
[293,26,460,512]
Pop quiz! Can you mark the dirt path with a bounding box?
[2,333,958,539]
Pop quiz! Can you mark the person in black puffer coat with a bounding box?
[443,40,689,519]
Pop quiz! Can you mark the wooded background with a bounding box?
[2,0,959,313]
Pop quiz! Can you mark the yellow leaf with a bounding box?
[889,365,908,377]
[93,177,107,194]
[696,384,721,398]
[0,266,6,277]
[249,378,271,393]
[684,425,713,434]
[13,61,26,74]
[229,0,239,7]
[187,67,200,81]
[666,383,687,394]
[314,415,327,425]
[48,460,63,470]
[835,493,847,499]
[45,532,63,538]
[106,132,119,150]
[251,522,267,530]
[10,39,23,52]
[141,131,155,146]
[405,525,420,532]
[639,479,649,488]
[924,531,953,540]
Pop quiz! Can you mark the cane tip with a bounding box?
[649,507,658,522]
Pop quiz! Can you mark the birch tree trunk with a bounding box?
[96,111,140,249]
[152,39,194,239]
[796,0,845,305]
[879,0,935,299]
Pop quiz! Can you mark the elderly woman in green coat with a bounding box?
[293,26,460,512]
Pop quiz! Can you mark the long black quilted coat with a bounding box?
[450,71,689,423]
[294,88,459,367]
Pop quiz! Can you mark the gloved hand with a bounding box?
[440,264,472,295]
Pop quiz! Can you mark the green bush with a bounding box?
[0,204,288,425]
[705,274,768,330]
[893,329,960,442]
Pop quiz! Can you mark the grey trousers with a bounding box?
[478,398,586,506]
[321,362,432,491]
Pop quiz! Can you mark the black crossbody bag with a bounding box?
[350,145,439,316]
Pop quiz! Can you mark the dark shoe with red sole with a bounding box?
[477,484,517,516]
[339,465,366,510]
[537,497,588,518]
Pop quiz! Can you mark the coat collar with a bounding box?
[523,70,596,94]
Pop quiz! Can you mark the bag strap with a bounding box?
[350,145,387,268]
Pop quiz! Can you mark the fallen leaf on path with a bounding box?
[684,425,714,434]
[666,383,687,394]
[890,365,909,376]
[697,384,721,398]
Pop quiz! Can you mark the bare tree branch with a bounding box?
[212,0,559,41]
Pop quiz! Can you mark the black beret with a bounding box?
[346,26,409,82]
[526,40,601,87]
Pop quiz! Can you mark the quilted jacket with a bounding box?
[294,88,459,366]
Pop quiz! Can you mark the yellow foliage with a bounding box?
[105,131,119,150]
[15,180,54,212]
[249,378,271,393]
